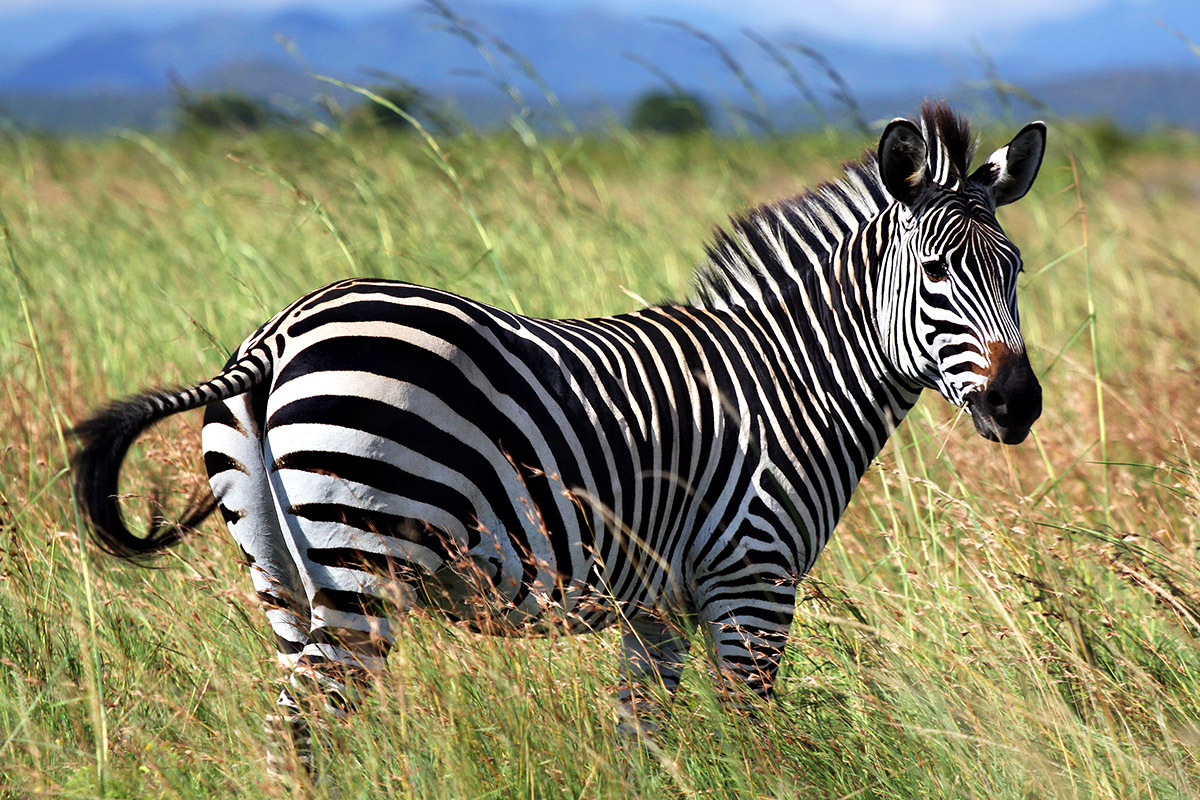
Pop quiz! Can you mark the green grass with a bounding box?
[2,114,1200,799]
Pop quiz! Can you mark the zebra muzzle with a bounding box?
[964,350,1042,445]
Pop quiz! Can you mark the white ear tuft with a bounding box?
[971,121,1046,206]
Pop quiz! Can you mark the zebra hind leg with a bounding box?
[201,396,318,779]
[277,591,397,780]
[616,614,691,738]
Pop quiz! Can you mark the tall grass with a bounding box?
[1,108,1199,798]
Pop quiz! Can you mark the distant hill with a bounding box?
[1026,67,1200,130]
[0,0,1197,134]
[0,2,943,98]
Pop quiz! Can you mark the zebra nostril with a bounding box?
[985,388,1006,414]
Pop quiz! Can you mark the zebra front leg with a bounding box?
[616,614,690,737]
[699,581,796,713]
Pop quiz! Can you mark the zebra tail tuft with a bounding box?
[71,346,272,562]
[70,389,210,561]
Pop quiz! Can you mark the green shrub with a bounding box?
[176,89,273,133]
[629,90,710,135]
[344,86,421,132]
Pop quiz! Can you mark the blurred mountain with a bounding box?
[0,2,942,96]
[1028,67,1200,129]
[0,0,1196,133]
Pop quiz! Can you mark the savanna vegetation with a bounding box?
[1,81,1199,799]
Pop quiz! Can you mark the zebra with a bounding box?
[72,102,1046,761]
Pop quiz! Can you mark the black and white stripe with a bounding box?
[73,103,1047,751]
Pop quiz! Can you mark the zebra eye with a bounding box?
[921,256,949,281]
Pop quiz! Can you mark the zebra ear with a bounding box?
[971,121,1047,206]
[878,118,930,206]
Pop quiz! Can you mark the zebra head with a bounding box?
[875,104,1047,445]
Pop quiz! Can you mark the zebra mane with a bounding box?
[919,101,978,189]
[691,101,978,311]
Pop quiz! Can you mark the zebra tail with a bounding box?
[71,345,272,561]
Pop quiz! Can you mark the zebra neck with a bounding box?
[685,168,923,519]
[832,210,925,437]
[701,214,920,541]
[769,222,919,450]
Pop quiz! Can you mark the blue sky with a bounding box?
[1,0,1195,86]
[2,0,1196,131]
[0,0,1172,49]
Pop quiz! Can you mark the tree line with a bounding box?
[176,86,710,135]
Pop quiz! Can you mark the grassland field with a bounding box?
[1,105,1199,799]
